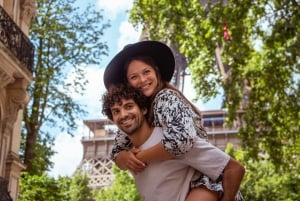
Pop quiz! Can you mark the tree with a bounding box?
[94,165,142,201]
[22,0,110,174]
[19,172,93,201]
[241,157,300,201]
[129,0,300,168]
[18,172,69,201]
[68,172,93,201]
[129,1,300,198]
[226,143,300,201]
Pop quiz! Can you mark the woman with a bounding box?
[104,41,245,201]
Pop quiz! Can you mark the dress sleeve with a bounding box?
[153,89,198,156]
[110,130,133,161]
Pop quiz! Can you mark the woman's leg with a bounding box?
[185,186,218,201]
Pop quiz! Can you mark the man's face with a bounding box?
[110,98,146,135]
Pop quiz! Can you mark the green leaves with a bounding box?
[130,0,300,170]
[22,0,110,174]
[19,172,93,201]
[19,172,67,201]
[94,165,142,201]
[130,2,300,199]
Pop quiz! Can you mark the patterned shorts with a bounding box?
[190,174,245,201]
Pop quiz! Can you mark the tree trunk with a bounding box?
[23,124,38,173]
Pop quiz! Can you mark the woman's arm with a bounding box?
[132,89,198,163]
[135,142,175,163]
[111,130,132,160]
[115,150,146,173]
[111,130,146,173]
[154,89,198,155]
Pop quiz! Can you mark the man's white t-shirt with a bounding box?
[133,127,196,201]
[132,127,230,201]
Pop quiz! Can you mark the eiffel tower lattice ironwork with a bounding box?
[75,119,116,189]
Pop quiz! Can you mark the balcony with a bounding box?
[0,5,34,73]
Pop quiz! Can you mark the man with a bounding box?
[102,83,245,201]
[102,84,197,201]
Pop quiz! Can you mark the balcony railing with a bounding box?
[0,5,34,73]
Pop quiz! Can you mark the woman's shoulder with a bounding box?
[155,88,185,105]
[156,88,179,97]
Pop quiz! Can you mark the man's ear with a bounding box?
[142,108,147,115]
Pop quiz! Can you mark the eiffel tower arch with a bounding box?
[75,119,116,189]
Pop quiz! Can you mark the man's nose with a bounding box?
[119,108,128,118]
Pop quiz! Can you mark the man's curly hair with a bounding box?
[102,83,150,120]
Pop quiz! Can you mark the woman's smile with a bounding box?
[126,60,158,97]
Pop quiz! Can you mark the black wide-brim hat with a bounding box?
[103,40,175,89]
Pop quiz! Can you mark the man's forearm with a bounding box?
[221,158,245,201]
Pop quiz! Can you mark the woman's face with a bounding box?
[126,60,158,97]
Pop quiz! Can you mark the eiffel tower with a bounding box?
[75,119,116,189]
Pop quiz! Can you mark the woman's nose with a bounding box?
[139,75,147,83]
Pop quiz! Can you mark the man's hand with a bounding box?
[115,150,146,174]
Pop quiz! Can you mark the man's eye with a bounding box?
[112,110,119,115]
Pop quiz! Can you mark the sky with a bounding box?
[48,0,222,178]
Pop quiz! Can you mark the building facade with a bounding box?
[0,0,36,200]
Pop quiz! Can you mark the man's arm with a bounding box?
[221,158,245,201]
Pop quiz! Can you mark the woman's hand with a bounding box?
[115,150,146,174]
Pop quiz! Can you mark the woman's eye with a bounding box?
[129,75,137,80]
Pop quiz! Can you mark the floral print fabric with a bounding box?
[153,89,208,155]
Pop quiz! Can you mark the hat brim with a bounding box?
[104,40,175,89]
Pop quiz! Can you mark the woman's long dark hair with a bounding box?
[124,56,201,125]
